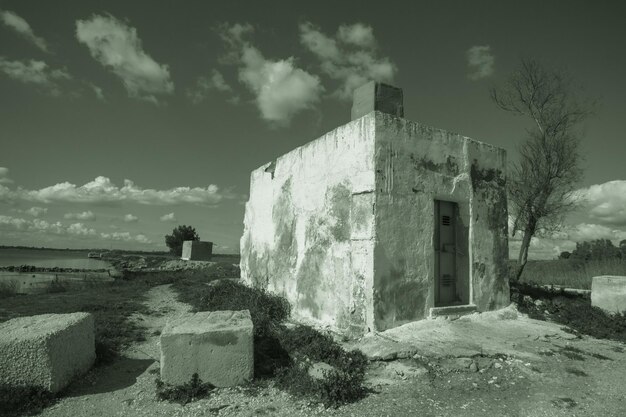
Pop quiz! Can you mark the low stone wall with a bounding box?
[0,312,95,392]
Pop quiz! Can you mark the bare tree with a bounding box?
[491,59,591,281]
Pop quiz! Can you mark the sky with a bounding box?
[0,0,625,257]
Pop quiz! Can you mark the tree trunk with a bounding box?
[514,224,535,281]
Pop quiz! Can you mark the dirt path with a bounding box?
[39,284,196,417]
[39,292,626,417]
[124,283,193,362]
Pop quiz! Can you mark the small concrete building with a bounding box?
[241,82,509,335]
[181,240,213,261]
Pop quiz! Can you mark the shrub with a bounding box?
[276,325,368,407]
[173,280,291,338]
[155,373,213,405]
[46,278,68,294]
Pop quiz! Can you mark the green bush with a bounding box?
[173,280,291,338]
[155,373,213,405]
[276,325,368,407]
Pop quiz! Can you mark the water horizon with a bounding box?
[0,247,111,269]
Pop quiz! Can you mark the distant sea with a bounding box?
[0,248,111,269]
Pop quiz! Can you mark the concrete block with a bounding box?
[181,240,213,261]
[591,276,626,314]
[0,313,95,393]
[160,310,253,387]
[351,81,404,120]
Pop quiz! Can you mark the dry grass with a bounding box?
[516,258,626,289]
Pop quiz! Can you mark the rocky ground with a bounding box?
[103,254,240,281]
[35,282,626,417]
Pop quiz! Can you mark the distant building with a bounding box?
[181,241,213,261]
[240,81,509,335]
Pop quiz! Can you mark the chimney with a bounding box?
[351,81,404,121]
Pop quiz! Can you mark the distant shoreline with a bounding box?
[0,246,239,257]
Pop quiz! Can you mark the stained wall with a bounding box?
[241,110,509,334]
[373,112,509,330]
[240,114,377,334]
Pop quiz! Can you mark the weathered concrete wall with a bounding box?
[373,112,509,330]
[241,109,509,335]
[241,115,377,334]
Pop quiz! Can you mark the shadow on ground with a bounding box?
[65,357,154,397]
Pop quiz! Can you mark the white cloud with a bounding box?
[90,83,105,101]
[0,215,29,230]
[299,22,396,99]
[0,167,13,184]
[0,214,151,245]
[337,23,376,48]
[67,222,97,236]
[565,223,626,243]
[0,57,70,95]
[1,9,49,52]
[509,236,576,260]
[123,213,139,223]
[219,23,323,125]
[25,206,47,217]
[574,180,626,226]
[466,45,494,80]
[100,231,152,244]
[160,212,176,222]
[239,47,322,125]
[135,234,150,244]
[64,210,96,221]
[188,69,235,104]
[0,215,78,236]
[76,14,174,103]
[0,176,229,206]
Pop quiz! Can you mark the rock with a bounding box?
[351,334,417,361]
[308,362,336,380]
[383,361,428,378]
[0,313,95,393]
[474,357,494,371]
[441,357,474,372]
[494,362,503,369]
[454,357,474,369]
[534,299,544,307]
[469,362,478,372]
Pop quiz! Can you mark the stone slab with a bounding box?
[160,310,253,387]
[0,312,95,393]
[591,275,626,314]
[429,304,477,319]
